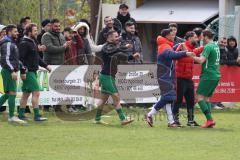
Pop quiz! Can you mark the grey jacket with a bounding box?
[41,30,66,65]
[120,32,143,63]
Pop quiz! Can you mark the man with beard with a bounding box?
[94,30,140,125]
[73,22,92,64]
[97,16,115,45]
[117,4,136,33]
[0,24,26,124]
[172,31,204,127]
[193,29,220,128]
[145,29,194,128]
[18,23,51,121]
[41,19,71,65]
[120,21,142,63]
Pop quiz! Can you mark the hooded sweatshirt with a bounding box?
[74,22,103,54]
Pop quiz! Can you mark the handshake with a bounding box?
[186,52,196,58]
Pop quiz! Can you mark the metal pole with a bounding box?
[48,0,53,19]
[39,0,44,26]
[95,0,102,43]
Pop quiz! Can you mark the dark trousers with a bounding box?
[172,78,195,122]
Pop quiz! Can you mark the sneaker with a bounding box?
[94,120,109,125]
[201,120,216,128]
[175,121,183,127]
[8,116,27,124]
[213,105,223,110]
[121,117,134,126]
[187,121,200,127]
[168,122,178,128]
[216,102,225,108]
[18,115,30,121]
[34,115,48,121]
[145,114,153,127]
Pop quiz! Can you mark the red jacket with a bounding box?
[175,41,204,79]
[64,35,83,65]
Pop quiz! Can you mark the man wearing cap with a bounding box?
[117,4,136,33]
[37,19,51,58]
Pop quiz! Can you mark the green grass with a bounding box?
[0,107,240,160]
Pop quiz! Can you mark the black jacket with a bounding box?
[220,46,239,66]
[37,30,46,59]
[117,13,136,33]
[101,42,134,77]
[17,25,24,45]
[220,36,239,66]
[19,36,48,72]
[0,36,25,73]
[97,27,111,45]
[97,19,122,45]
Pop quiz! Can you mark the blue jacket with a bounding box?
[156,36,187,101]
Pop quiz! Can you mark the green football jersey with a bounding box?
[200,42,221,80]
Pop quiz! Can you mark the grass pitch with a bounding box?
[0,107,239,160]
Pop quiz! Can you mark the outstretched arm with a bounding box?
[163,49,194,60]
[193,55,207,64]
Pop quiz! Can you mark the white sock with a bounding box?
[148,106,157,117]
[165,103,175,124]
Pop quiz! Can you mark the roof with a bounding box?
[130,0,219,24]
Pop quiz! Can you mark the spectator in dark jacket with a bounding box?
[169,23,185,46]
[17,16,31,44]
[37,19,51,58]
[220,36,239,66]
[117,4,136,33]
[120,21,143,63]
[219,37,227,65]
[41,19,71,65]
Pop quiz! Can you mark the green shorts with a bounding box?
[197,80,219,97]
[22,72,40,93]
[1,68,17,93]
[99,74,118,95]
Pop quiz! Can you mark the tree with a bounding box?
[88,0,100,39]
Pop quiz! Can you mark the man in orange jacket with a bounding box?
[145,29,194,128]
